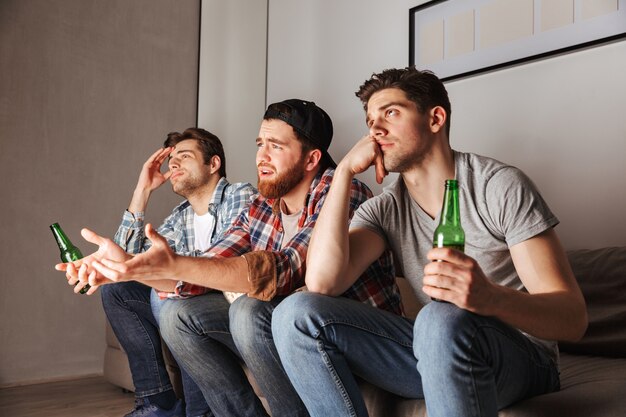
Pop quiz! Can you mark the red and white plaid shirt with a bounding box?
[173,168,402,315]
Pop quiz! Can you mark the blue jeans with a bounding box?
[100,282,211,417]
[157,292,309,417]
[272,292,560,417]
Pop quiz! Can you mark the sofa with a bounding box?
[104,246,626,416]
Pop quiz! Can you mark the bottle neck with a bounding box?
[439,180,461,226]
[50,223,73,251]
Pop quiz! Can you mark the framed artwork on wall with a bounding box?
[409,0,626,81]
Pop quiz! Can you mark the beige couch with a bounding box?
[104,246,626,416]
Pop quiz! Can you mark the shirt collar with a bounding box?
[207,177,230,216]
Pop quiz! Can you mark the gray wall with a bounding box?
[264,0,626,250]
[0,0,199,386]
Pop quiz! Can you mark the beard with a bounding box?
[382,126,433,173]
[257,158,306,199]
[171,170,210,198]
[382,149,426,173]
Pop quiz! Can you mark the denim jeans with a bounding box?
[100,282,210,417]
[229,295,309,417]
[272,292,560,417]
[155,292,309,417]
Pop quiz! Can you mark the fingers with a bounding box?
[91,259,127,282]
[154,147,173,167]
[66,262,79,285]
[373,151,388,184]
[145,223,166,246]
[84,281,100,296]
[146,147,172,166]
[74,280,90,294]
[427,247,467,263]
[81,228,106,247]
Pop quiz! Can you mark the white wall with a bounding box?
[197,0,268,185]
[265,0,626,250]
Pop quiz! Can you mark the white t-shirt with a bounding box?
[280,208,303,249]
[193,212,216,253]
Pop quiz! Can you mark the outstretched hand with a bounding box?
[90,224,178,283]
[54,228,131,295]
[341,135,388,184]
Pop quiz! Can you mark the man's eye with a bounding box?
[386,109,397,117]
[272,144,282,150]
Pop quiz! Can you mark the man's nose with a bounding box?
[369,118,387,136]
[256,146,269,164]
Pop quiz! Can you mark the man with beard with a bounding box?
[88,128,255,417]
[271,68,587,417]
[59,100,402,417]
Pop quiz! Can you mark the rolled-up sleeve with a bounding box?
[242,251,277,301]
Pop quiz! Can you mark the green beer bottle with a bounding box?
[433,179,465,252]
[431,179,465,301]
[50,222,90,294]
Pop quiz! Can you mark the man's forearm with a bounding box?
[490,232,588,341]
[306,164,354,294]
[127,187,152,214]
[172,255,252,293]
[488,285,588,342]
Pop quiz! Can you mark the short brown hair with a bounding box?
[164,128,226,177]
[355,67,452,136]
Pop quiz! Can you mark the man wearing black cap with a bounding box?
[65,99,402,417]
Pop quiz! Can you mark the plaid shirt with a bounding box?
[175,168,403,316]
[114,177,255,257]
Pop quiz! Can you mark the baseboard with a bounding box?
[0,372,103,389]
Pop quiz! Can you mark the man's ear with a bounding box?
[430,106,447,134]
[304,149,323,172]
[210,155,222,174]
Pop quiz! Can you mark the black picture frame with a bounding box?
[409,0,626,82]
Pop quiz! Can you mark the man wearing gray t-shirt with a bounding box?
[272,67,588,417]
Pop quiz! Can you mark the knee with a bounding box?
[272,292,324,347]
[157,301,192,343]
[413,302,479,360]
[229,296,272,346]
[100,282,125,309]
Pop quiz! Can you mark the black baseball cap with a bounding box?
[264,99,336,168]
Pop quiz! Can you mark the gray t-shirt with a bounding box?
[350,150,559,360]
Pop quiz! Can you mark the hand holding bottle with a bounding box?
[50,223,91,294]
[423,247,497,314]
[55,228,132,294]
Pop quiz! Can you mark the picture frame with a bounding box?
[409,0,626,81]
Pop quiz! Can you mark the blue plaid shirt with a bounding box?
[113,177,256,257]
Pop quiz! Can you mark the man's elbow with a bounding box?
[305,270,345,296]
[562,301,589,342]
[305,280,343,297]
